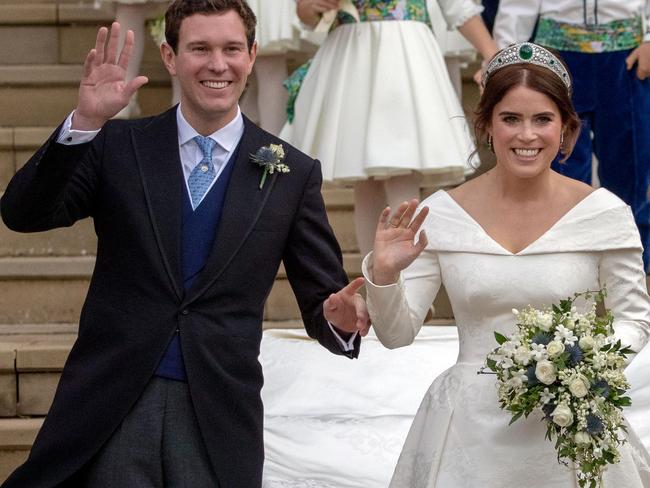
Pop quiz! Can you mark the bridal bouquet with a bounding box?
[482,290,634,487]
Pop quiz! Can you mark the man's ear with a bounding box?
[247,40,258,75]
[160,42,177,76]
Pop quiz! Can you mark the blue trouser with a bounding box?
[551,49,650,271]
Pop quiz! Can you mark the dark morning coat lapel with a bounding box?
[182,116,277,306]
[131,107,184,301]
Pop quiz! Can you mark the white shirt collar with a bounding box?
[176,105,244,152]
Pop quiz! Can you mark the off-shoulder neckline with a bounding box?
[440,188,603,256]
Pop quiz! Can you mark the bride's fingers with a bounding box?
[414,230,428,253]
[388,201,410,228]
[400,199,420,228]
[377,207,391,232]
[407,205,429,233]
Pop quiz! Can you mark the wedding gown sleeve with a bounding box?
[362,245,442,349]
[599,248,650,363]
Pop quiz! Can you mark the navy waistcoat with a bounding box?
[154,145,239,380]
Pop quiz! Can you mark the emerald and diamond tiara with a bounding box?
[481,42,572,91]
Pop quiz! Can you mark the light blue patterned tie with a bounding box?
[188,135,218,210]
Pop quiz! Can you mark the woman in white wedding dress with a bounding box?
[363,43,650,487]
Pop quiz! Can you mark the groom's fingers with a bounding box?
[93,26,108,67]
[354,294,370,336]
[82,49,98,78]
[125,75,150,99]
[324,292,341,313]
[105,22,121,64]
[341,277,365,297]
[117,29,135,71]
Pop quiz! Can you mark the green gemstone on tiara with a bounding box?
[518,44,534,60]
[482,42,572,92]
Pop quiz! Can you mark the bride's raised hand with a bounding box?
[372,199,429,285]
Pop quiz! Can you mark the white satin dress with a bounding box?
[364,188,650,487]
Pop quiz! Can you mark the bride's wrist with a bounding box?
[372,268,400,286]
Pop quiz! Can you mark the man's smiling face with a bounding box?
[162,10,256,133]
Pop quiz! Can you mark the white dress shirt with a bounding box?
[57,106,357,350]
[493,0,650,48]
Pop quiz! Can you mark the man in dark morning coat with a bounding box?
[0,1,370,486]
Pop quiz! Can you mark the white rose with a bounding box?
[546,340,565,358]
[538,312,553,331]
[535,360,557,385]
[574,431,591,445]
[568,374,590,398]
[551,404,574,427]
[578,335,596,351]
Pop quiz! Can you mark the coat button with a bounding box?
[181,309,189,315]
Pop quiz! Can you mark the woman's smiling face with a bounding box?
[489,84,564,180]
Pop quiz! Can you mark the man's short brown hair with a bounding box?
[165,0,257,53]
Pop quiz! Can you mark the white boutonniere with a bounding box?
[250,143,290,189]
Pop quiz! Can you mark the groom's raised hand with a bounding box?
[323,277,370,337]
[72,22,149,131]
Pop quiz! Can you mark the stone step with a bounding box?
[0,256,94,324]
[0,2,166,62]
[0,417,43,483]
[0,2,168,127]
[0,334,74,417]
[0,67,172,127]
